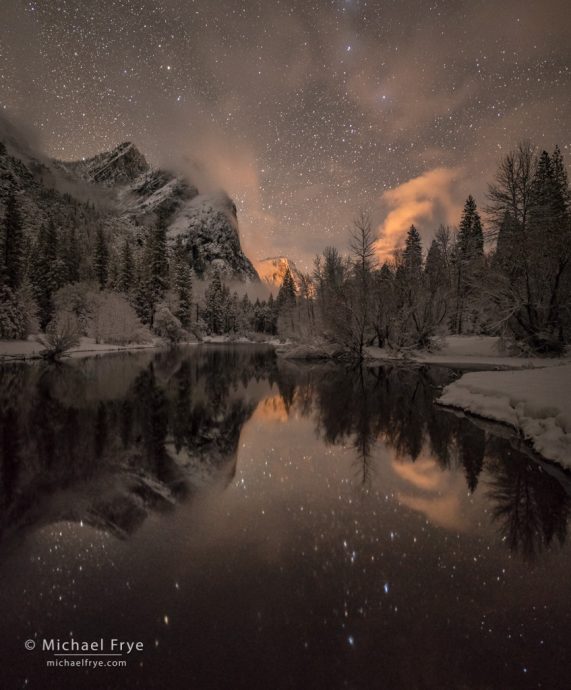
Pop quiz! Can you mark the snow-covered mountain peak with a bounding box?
[0,124,261,283]
[168,193,258,281]
[60,141,149,187]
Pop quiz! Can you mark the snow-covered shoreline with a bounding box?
[438,365,571,468]
[0,336,163,362]
[278,335,571,468]
[0,335,279,363]
[3,333,569,469]
[366,335,569,370]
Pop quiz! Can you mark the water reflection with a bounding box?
[0,347,277,542]
[277,361,571,560]
[486,440,570,560]
[0,348,569,562]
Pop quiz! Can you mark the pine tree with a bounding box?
[457,195,484,260]
[61,227,81,284]
[239,293,253,332]
[526,147,571,348]
[107,254,119,289]
[425,239,446,293]
[0,286,26,339]
[529,151,557,229]
[1,193,25,289]
[133,258,155,325]
[16,277,40,336]
[32,221,60,328]
[453,195,484,334]
[530,147,570,231]
[275,268,298,338]
[118,238,135,293]
[402,225,423,277]
[552,145,571,216]
[227,291,239,332]
[134,220,170,325]
[277,268,297,310]
[146,215,169,298]
[204,271,225,334]
[396,225,423,312]
[267,293,277,334]
[94,226,109,289]
[175,260,193,328]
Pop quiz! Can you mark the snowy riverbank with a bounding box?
[0,335,278,362]
[0,336,163,361]
[438,365,571,467]
[367,335,568,369]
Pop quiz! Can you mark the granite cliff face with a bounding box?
[0,128,259,282]
[255,256,305,291]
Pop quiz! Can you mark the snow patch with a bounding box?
[438,365,571,467]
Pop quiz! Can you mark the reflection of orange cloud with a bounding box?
[252,395,289,423]
[376,167,463,260]
[398,492,466,532]
[391,457,442,491]
[391,453,469,531]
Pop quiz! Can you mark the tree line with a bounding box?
[275,142,571,356]
[1,141,569,353]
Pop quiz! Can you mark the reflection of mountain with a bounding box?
[274,361,571,559]
[1,352,569,560]
[0,346,277,542]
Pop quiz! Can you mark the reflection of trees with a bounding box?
[1,348,569,559]
[0,407,20,507]
[486,438,571,560]
[458,419,485,493]
[277,363,458,479]
[0,346,277,543]
[132,363,169,461]
[172,360,192,454]
[277,360,570,558]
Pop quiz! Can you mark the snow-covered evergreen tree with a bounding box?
[1,193,25,290]
[175,259,193,329]
[402,225,423,278]
[204,271,225,334]
[31,221,61,328]
[452,195,484,334]
[94,226,109,289]
[118,238,135,294]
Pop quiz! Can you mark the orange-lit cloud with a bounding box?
[375,167,464,260]
[157,116,279,260]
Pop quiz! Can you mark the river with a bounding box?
[0,345,570,689]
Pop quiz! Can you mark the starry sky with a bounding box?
[1,0,570,267]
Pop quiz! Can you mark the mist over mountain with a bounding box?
[0,119,259,282]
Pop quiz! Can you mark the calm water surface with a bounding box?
[0,345,570,689]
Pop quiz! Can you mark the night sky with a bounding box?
[1,0,569,266]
